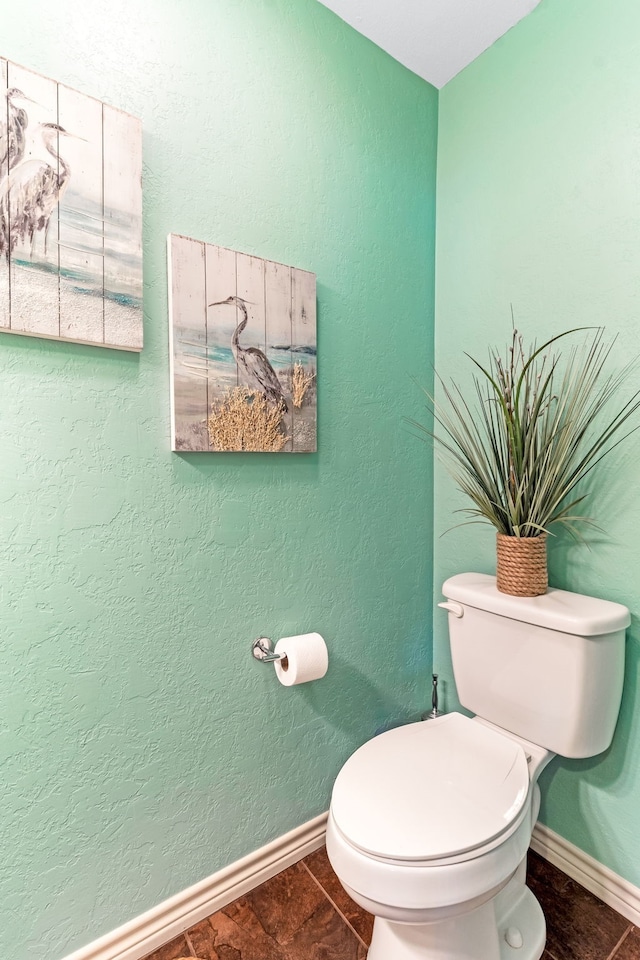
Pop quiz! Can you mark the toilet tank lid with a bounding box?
[442,573,630,636]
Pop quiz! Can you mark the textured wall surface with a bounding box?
[436,0,640,888]
[0,2,437,956]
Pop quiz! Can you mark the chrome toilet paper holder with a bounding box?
[251,636,289,668]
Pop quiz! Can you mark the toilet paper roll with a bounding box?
[274,632,328,686]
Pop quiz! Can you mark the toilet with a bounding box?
[326,573,630,960]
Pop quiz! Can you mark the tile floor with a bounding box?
[143,847,640,960]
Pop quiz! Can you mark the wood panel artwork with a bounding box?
[0,57,143,350]
[168,234,317,453]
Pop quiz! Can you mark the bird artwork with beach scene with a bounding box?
[168,234,317,453]
[0,57,142,351]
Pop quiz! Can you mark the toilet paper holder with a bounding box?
[251,636,289,668]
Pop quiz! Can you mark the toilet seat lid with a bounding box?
[331,713,529,862]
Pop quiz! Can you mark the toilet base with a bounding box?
[366,864,545,960]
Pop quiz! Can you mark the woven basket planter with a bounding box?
[496,532,548,597]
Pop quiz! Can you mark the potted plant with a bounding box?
[412,327,640,596]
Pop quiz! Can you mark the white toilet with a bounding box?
[327,573,630,960]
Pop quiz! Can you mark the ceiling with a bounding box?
[317,0,543,88]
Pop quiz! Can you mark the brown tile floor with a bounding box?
[143,847,640,960]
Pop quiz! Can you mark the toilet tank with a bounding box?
[442,573,630,758]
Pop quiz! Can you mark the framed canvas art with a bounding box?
[0,58,143,350]
[168,234,316,452]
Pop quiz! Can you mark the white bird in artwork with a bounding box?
[0,87,34,173]
[0,122,73,261]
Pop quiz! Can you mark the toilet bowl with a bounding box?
[327,573,630,960]
[327,712,549,959]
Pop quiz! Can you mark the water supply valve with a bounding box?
[421,673,443,721]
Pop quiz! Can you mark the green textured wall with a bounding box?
[0,2,437,956]
[436,0,640,888]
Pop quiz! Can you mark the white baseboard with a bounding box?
[62,813,640,960]
[63,812,328,960]
[531,821,640,926]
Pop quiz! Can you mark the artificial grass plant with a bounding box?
[412,327,640,539]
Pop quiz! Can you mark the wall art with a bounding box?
[0,58,143,350]
[168,234,316,452]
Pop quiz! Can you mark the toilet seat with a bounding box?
[331,712,530,863]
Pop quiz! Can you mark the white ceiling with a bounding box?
[317,0,543,88]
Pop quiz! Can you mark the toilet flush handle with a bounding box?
[438,601,464,618]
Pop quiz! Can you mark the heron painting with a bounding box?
[168,234,317,453]
[0,57,142,350]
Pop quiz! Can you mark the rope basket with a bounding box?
[496,533,548,597]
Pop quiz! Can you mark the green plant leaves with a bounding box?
[411,327,640,537]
